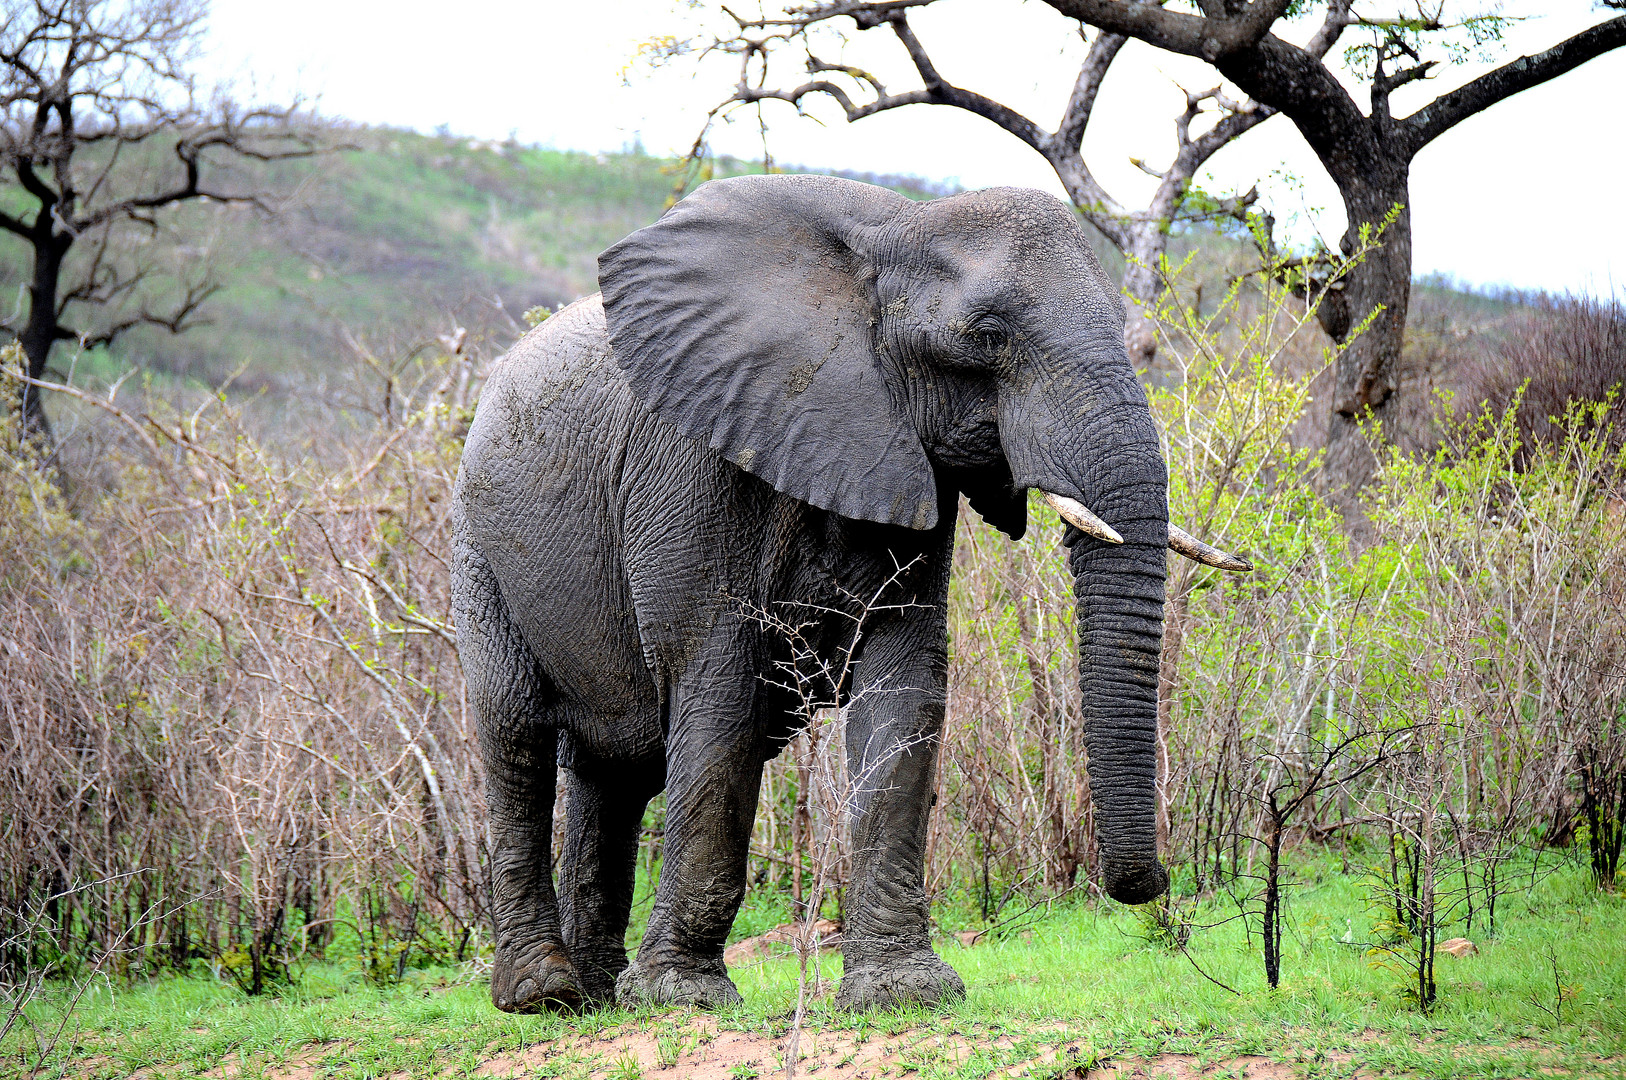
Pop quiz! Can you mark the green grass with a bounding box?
[8,854,1623,1079]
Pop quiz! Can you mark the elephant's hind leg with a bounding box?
[454,534,585,1013]
[558,750,662,1003]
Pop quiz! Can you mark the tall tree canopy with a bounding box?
[685,1,1624,496]
[1041,0,1625,492]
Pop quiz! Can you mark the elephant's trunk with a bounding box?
[1067,453,1170,905]
[999,322,1172,904]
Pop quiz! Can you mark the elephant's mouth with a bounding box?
[1038,490,1253,573]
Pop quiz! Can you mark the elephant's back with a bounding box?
[465,294,623,455]
[459,294,635,535]
[457,294,657,742]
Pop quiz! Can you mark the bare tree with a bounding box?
[0,0,319,440]
[1038,0,1626,496]
[684,1,1336,372]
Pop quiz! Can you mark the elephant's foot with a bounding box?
[491,941,586,1014]
[566,944,629,1006]
[834,952,965,1012]
[616,959,744,1010]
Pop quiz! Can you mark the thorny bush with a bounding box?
[2,256,1624,1000]
[0,341,485,990]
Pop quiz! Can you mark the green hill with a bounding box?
[0,129,962,407]
[3,125,1523,444]
[15,133,685,395]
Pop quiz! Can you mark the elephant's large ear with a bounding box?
[598,174,938,530]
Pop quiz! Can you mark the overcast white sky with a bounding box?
[203,1,1624,296]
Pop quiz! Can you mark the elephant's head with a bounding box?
[598,174,1247,905]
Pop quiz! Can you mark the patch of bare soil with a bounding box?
[106,1026,1364,1080]
[201,1040,338,1080]
[480,1020,1010,1080]
[99,1017,1602,1080]
[473,1021,1359,1080]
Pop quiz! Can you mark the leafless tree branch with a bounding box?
[1400,15,1626,155]
[1,0,328,442]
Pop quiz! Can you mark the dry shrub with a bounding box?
[1447,292,1626,456]
[940,520,1093,910]
[4,272,1625,995]
[0,341,485,989]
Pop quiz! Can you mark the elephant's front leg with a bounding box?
[834,598,965,1011]
[616,644,764,1009]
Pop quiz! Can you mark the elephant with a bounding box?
[451,173,1248,1015]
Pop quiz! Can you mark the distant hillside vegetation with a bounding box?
[2,125,1536,447]
[7,132,684,396]
[0,128,963,404]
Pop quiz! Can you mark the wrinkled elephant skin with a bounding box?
[452,175,1170,1013]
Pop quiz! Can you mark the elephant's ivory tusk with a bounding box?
[1042,492,1123,544]
[1168,524,1253,572]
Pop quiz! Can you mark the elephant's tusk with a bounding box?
[1168,524,1253,572]
[1042,492,1123,545]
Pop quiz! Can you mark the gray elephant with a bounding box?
[452,173,1247,1014]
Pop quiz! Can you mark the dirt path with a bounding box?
[467,1018,1343,1080]
[110,1011,1609,1080]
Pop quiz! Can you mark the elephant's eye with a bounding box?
[972,326,1006,354]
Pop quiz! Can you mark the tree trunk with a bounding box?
[1121,212,1182,382]
[1121,229,1165,377]
[1320,166,1413,504]
[1262,802,1283,990]
[1208,41,1419,512]
[16,232,65,442]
